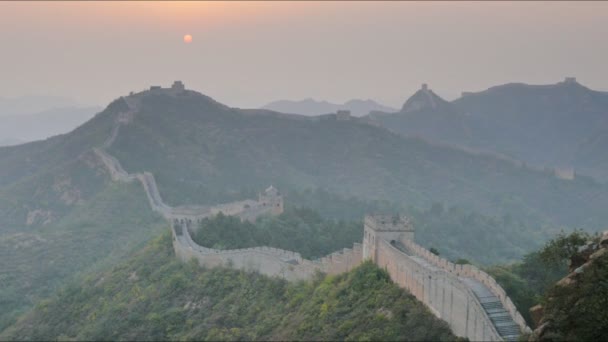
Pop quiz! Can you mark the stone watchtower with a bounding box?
[363,214,414,262]
[171,80,185,91]
[258,185,284,215]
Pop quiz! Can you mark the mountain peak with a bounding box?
[133,80,189,98]
[400,84,449,113]
[122,81,229,113]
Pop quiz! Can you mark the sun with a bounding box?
[183,34,193,44]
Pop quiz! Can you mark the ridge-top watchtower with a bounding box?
[363,214,414,261]
[258,185,283,215]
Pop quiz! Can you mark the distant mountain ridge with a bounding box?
[262,98,397,116]
[370,84,472,145]
[368,78,608,181]
[0,95,85,117]
[0,106,101,145]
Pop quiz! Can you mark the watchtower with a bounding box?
[258,185,284,215]
[172,80,185,91]
[363,214,414,261]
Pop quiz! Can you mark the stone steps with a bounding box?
[461,277,521,341]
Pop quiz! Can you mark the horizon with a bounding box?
[1,76,602,111]
[2,1,608,108]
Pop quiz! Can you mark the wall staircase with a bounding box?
[460,277,521,341]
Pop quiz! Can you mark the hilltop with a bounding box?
[370,84,471,145]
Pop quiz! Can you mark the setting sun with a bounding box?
[183,34,192,43]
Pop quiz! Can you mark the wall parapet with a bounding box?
[379,239,503,341]
[172,221,362,281]
[400,239,531,334]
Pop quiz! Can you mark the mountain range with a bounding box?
[262,98,397,116]
[369,78,608,181]
[2,80,608,333]
[0,95,80,117]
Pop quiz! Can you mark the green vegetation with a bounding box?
[106,92,608,231]
[0,182,166,332]
[411,204,548,265]
[192,208,361,259]
[285,187,399,221]
[196,192,547,265]
[1,232,457,341]
[494,230,608,341]
[538,248,608,341]
[0,98,122,189]
[285,189,550,265]
[487,231,593,326]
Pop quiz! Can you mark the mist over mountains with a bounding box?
[0,95,79,117]
[0,96,100,146]
[262,98,397,116]
[369,78,608,181]
[0,106,101,146]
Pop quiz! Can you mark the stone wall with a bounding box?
[399,238,530,334]
[376,240,502,341]
[172,222,362,282]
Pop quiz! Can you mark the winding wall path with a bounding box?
[94,94,530,341]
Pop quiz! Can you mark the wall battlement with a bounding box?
[398,238,531,338]
[172,219,362,282]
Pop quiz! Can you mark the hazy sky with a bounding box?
[1,1,607,108]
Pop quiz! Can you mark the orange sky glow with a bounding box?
[1,1,607,107]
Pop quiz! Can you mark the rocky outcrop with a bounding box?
[528,231,608,341]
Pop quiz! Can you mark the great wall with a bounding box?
[93,82,531,341]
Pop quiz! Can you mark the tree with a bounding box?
[539,230,591,267]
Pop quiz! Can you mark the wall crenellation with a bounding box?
[398,238,530,336]
[173,217,362,281]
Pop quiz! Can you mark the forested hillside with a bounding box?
[0,232,457,341]
[106,91,608,229]
[487,230,602,330]
[192,209,362,259]
[2,86,608,336]
[193,199,548,265]
[0,182,166,331]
